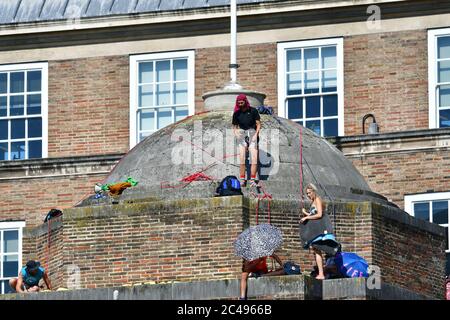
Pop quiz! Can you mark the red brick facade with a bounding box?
[48,56,130,157]
[344,30,429,136]
[21,198,446,299]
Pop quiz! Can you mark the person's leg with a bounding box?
[240,272,249,299]
[249,146,258,184]
[261,268,286,277]
[9,278,17,291]
[239,145,248,185]
[313,249,325,280]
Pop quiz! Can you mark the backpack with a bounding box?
[256,106,274,115]
[283,261,302,275]
[216,176,243,196]
[44,209,63,223]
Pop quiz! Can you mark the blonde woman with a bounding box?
[301,183,327,280]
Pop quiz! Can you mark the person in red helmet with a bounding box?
[232,94,261,187]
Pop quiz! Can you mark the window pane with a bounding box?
[27,71,41,92]
[139,132,151,141]
[439,85,450,107]
[0,73,6,94]
[432,201,448,224]
[323,95,338,117]
[0,142,7,160]
[322,70,337,92]
[27,94,41,115]
[139,109,155,131]
[3,280,15,294]
[173,59,187,81]
[156,83,170,106]
[28,118,42,138]
[4,230,18,253]
[306,120,321,135]
[414,202,430,221]
[304,72,319,94]
[28,140,42,159]
[304,48,319,70]
[11,141,25,160]
[287,73,302,95]
[440,109,450,127]
[306,96,320,118]
[157,108,172,129]
[156,60,170,82]
[287,50,301,72]
[175,107,188,122]
[287,98,302,119]
[139,85,153,108]
[0,120,7,140]
[324,118,338,137]
[10,72,24,93]
[322,46,337,69]
[0,96,6,117]
[139,62,153,83]
[10,95,24,116]
[3,255,19,277]
[174,82,187,105]
[11,119,25,139]
[438,36,450,59]
[439,61,450,83]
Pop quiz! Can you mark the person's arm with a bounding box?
[43,271,52,291]
[15,272,25,293]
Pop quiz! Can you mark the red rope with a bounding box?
[46,219,51,271]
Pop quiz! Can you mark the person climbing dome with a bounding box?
[232,94,261,187]
[9,260,52,293]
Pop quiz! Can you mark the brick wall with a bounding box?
[344,30,429,136]
[0,173,108,227]
[21,197,444,298]
[348,150,450,208]
[48,56,130,157]
[195,44,278,113]
[22,217,64,289]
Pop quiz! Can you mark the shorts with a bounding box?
[237,130,258,149]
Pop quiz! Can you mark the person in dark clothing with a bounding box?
[232,94,261,187]
[9,260,52,293]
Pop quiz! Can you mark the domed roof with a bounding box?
[78,111,391,206]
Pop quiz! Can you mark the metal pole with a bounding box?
[230,0,237,84]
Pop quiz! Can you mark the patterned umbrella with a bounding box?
[233,224,283,261]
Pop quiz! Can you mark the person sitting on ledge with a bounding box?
[240,254,301,300]
[9,260,52,293]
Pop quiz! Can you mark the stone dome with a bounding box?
[78,111,392,206]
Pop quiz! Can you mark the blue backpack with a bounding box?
[216,176,243,196]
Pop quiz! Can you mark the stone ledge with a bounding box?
[0,275,436,300]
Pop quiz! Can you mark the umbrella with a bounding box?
[234,224,283,261]
[334,252,369,278]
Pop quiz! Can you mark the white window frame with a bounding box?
[428,28,450,129]
[129,51,195,148]
[405,191,450,253]
[0,221,25,294]
[0,62,48,160]
[277,38,344,136]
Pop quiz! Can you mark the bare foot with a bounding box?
[315,275,325,280]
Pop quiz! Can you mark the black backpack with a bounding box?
[216,176,243,196]
[44,209,63,223]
